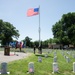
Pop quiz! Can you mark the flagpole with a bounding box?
[38,6,42,54]
[39,6,41,47]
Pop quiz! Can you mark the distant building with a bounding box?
[48,43,63,49]
[48,43,74,49]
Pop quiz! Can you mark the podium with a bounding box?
[4,46,10,55]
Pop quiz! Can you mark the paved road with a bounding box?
[0,51,30,63]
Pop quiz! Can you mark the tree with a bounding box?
[0,20,5,40]
[61,13,75,45]
[24,36,32,47]
[0,19,20,45]
[52,21,64,44]
[48,38,53,44]
[52,12,75,46]
[67,25,75,45]
[42,40,48,48]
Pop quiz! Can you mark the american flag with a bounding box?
[29,68,33,72]
[27,8,39,17]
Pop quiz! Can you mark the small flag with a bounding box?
[27,8,39,17]
[29,68,33,72]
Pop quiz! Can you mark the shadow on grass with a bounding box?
[35,54,53,58]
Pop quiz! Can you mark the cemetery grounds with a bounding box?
[0,48,75,75]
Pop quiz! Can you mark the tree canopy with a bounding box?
[0,19,20,45]
[52,12,75,45]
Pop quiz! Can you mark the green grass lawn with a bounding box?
[0,48,75,75]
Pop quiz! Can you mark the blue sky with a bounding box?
[0,0,75,41]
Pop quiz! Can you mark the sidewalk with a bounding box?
[0,51,30,63]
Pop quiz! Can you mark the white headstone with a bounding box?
[53,56,57,62]
[38,56,42,62]
[52,62,59,73]
[72,54,75,58]
[62,52,64,56]
[0,43,1,47]
[45,54,48,58]
[73,62,75,73]
[54,52,56,56]
[66,57,70,63]
[64,55,66,59]
[0,62,10,74]
[67,52,70,55]
[1,62,7,74]
[28,62,34,73]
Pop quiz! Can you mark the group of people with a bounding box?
[9,41,24,51]
[15,41,23,51]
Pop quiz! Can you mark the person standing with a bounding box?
[20,42,22,52]
[33,45,36,54]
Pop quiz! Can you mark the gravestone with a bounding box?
[0,62,10,74]
[48,51,50,54]
[67,51,71,55]
[28,62,34,73]
[64,55,66,59]
[72,54,75,58]
[73,62,75,73]
[62,52,64,56]
[66,57,70,63]
[54,52,56,57]
[53,56,57,62]
[67,52,69,55]
[38,56,42,62]
[52,62,59,73]
[45,54,47,58]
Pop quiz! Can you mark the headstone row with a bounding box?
[53,51,59,73]
[28,61,75,74]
